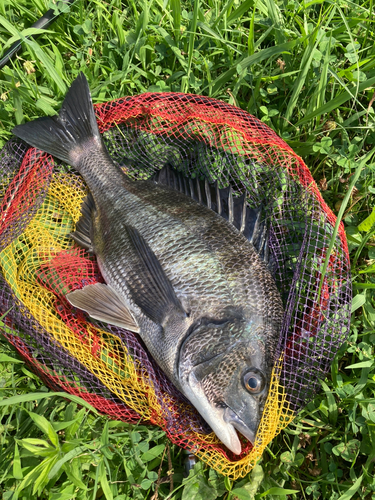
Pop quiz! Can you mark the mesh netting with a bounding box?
[0,93,351,478]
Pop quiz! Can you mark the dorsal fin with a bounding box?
[152,164,270,264]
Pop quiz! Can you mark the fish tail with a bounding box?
[12,73,101,168]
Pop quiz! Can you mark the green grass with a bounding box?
[0,0,375,498]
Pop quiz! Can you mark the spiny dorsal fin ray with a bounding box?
[195,178,202,204]
[204,179,211,209]
[152,163,270,263]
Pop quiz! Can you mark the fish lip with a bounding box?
[223,406,257,445]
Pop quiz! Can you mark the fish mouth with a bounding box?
[223,406,256,445]
[183,372,258,455]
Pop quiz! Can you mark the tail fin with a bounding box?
[12,73,101,167]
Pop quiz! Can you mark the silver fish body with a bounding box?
[13,74,284,455]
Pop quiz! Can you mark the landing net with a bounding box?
[0,93,351,478]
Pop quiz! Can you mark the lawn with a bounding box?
[0,0,375,498]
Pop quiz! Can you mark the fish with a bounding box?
[12,73,284,455]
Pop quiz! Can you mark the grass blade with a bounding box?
[183,0,200,92]
[0,392,99,414]
[156,26,187,68]
[284,4,337,124]
[170,0,181,42]
[337,474,363,500]
[25,39,67,93]
[296,74,375,125]
[227,0,253,25]
[48,445,88,480]
[314,33,332,126]
[211,0,235,29]
[248,4,256,57]
[210,38,302,95]
[283,27,322,124]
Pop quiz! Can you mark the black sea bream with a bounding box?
[13,74,284,455]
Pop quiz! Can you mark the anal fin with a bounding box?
[66,282,140,332]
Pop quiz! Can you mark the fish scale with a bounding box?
[13,73,284,456]
[98,188,236,308]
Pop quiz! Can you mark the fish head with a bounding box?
[177,314,273,455]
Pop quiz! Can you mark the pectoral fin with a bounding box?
[126,225,186,325]
[66,282,140,332]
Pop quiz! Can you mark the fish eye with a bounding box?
[243,369,265,394]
